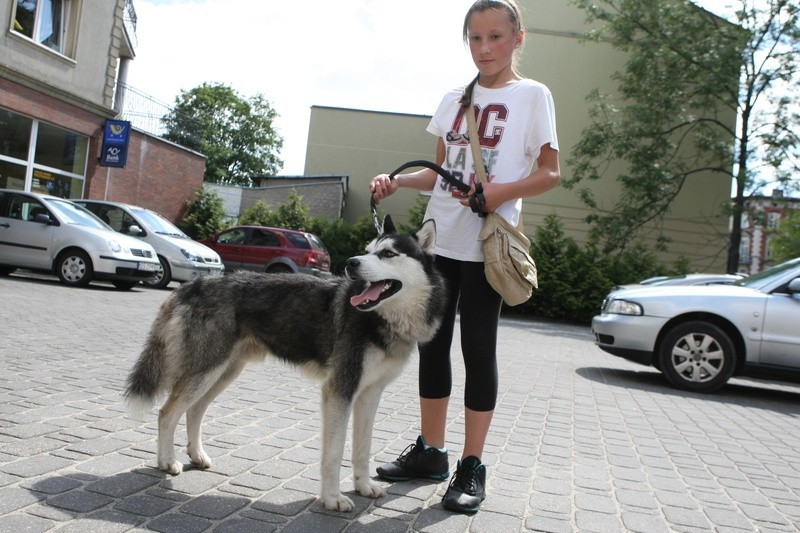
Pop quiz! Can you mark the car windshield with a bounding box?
[132,207,187,238]
[735,258,800,290]
[45,198,110,229]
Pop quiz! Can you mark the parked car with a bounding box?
[0,189,160,289]
[75,200,224,289]
[637,273,745,287]
[606,273,746,298]
[592,257,800,392]
[201,225,332,276]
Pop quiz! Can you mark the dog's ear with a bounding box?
[415,219,436,253]
[381,214,396,235]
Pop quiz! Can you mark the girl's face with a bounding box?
[467,8,523,86]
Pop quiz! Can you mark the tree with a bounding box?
[566,0,800,272]
[162,82,283,185]
[772,209,800,262]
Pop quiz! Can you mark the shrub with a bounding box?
[179,187,228,240]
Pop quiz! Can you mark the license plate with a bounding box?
[139,262,159,272]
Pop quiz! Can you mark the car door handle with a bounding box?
[0,223,9,228]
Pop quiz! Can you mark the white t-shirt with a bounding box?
[424,79,559,262]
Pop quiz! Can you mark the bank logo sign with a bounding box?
[99,120,131,167]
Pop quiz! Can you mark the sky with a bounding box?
[126,0,735,175]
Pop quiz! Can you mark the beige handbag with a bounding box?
[465,99,538,306]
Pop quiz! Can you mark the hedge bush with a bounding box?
[182,187,686,324]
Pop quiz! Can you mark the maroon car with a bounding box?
[202,225,331,277]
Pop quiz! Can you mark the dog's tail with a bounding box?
[124,300,176,418]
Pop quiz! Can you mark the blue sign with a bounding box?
[99,119,131,167]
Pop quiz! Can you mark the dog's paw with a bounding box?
[355,479,385,499]
[188,449,213,470]
[158,459,183,475]
[321,493,355,513]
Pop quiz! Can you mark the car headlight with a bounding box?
[181,249,201,262]
[107,240,123,253]
[604,299,643,316]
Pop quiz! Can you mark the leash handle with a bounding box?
[371,160,471,233]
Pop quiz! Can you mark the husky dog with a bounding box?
[125,217,445,512]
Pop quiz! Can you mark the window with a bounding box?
[249,230,281,247]
[0,107,88,198]
[767,212,781,230]
[739,237,750,263]
[13,0,70,54]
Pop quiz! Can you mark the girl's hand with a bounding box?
[457,182,501,213]
[369,174,399,204]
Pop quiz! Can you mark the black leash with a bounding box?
[370,160,477,234]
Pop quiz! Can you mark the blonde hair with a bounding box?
[459,0,525,107]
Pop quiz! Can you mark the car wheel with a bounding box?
[143,256,171,289]
[112,281,137,290]
[56,249,93,287]
[658,321,737,393]
[267,264,293,274]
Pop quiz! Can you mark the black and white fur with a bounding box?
[125,216,445,512]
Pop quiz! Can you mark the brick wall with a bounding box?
[86,133,206,222]
[1,77,206,223]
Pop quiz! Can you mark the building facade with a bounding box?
[0,0,205,222]
[739,192,800,274]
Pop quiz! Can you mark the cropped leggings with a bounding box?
[418,255,503,412]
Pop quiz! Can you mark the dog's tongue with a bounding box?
[350,282,383,307]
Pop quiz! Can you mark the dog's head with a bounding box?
[345,215,437,312]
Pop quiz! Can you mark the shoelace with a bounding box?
[396,442,422,464]
[448,462,478,495]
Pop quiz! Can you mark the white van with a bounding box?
[75,200,224,289]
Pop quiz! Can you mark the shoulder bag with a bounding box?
[464,99,538,306]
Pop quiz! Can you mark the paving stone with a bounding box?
[5,277,800,531]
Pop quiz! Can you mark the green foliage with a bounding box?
[772,210,800,262]
[516,213,673,323]
[178,187,228,240]
[239,190,311,231]
[180,187,688,324]
[309,216,377,275]
[567,0,800,271]
[236,189,375,275]
[162,82,283,186]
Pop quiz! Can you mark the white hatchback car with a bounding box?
[75,200,224,289]
[0,189,160,290]
[592,258,800,392]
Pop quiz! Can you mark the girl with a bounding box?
[369,0,560,513]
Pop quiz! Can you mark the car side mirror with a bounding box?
[33,213,52,225]
[788,278,800,294]
[127,224,145,237]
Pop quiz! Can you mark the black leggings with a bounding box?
[418,255,503,412]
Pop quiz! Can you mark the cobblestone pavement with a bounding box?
[2,272,800,532]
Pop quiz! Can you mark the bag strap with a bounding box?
[464,103,488,185]
[464,91,490,217]
[464,83,524,230]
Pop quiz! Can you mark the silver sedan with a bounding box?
[592,257,800,392]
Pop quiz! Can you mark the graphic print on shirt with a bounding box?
[441,103,507,193]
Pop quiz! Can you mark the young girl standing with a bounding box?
[369,0,560,513]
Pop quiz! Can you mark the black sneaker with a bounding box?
[442,456,486,513]
[376,435,450,481]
